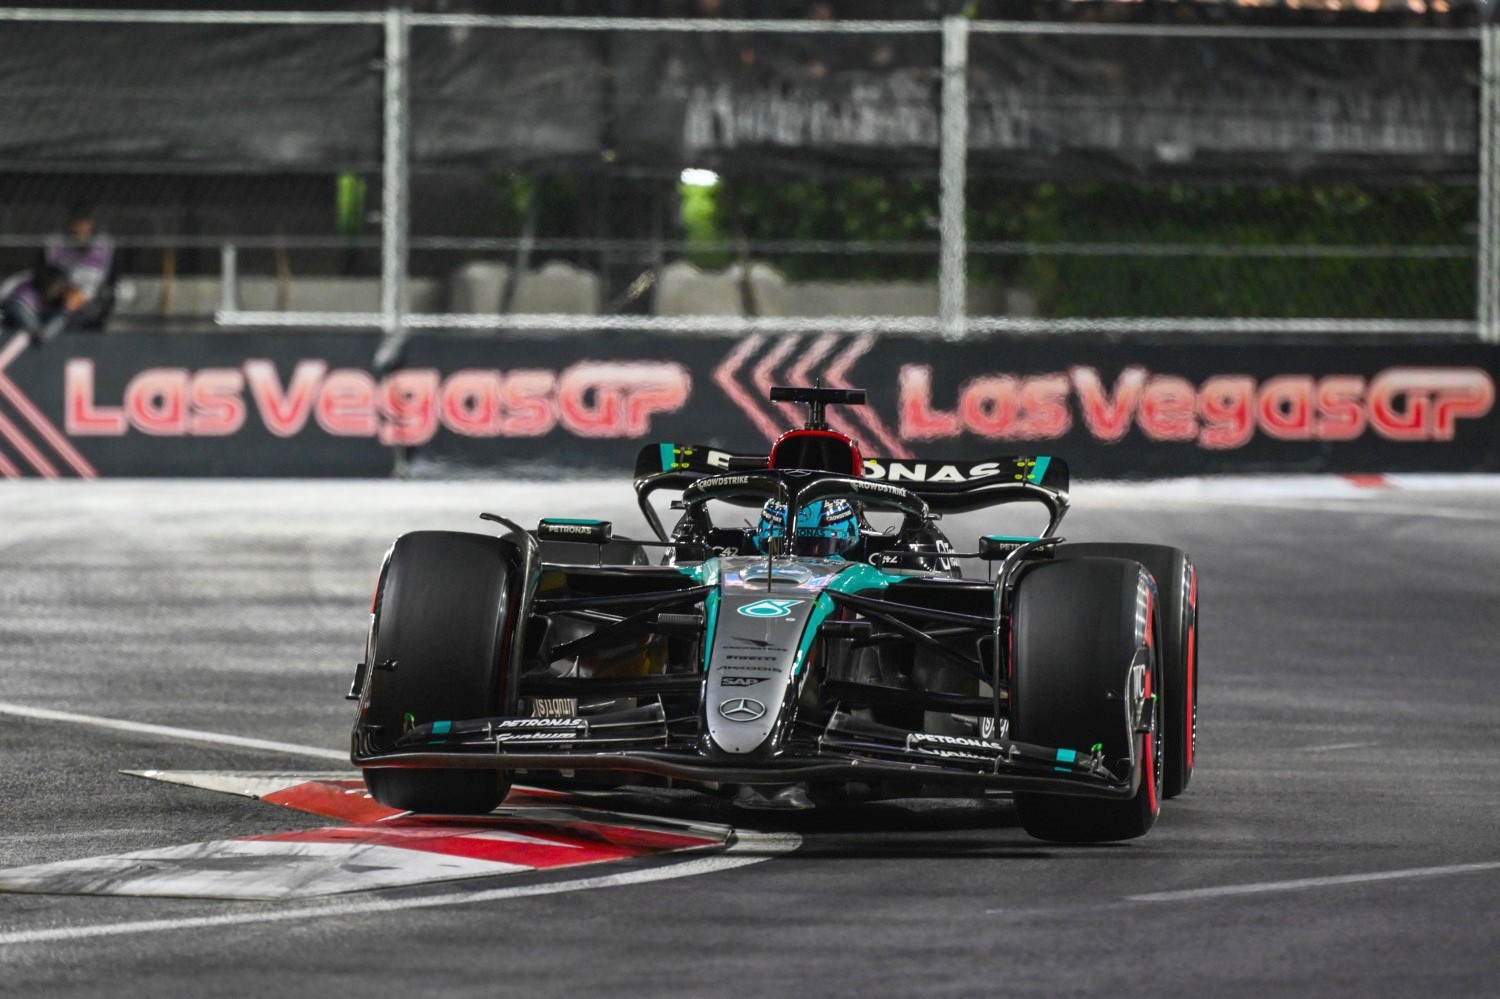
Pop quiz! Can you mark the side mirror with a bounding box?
[977,534,1042,561]
[537,519,613,545]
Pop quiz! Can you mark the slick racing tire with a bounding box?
[360,531,518,815]
[1057,543,1197,797]
[1010,558,1163,843]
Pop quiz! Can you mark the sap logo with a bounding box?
[720,676,766,687]
[736,599,803,618]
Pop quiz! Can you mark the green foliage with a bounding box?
[487,172,1476,319]
[334,173,367,238]
[723,177,1476,319]
[491,173,581,239]
[728,178,939,281]
[679,179,730,270]
[973,181,1477,319]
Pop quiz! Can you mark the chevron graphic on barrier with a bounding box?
[0,332,97,479]
[713,333,911,458]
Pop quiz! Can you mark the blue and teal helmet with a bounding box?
[753,498,859,557]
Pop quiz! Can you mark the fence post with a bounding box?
[1481,25,1499,343]
[375,3,411,371]
[218,243,239,313]
[939,14,969,341]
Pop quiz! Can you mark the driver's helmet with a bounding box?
[752,498,859,557]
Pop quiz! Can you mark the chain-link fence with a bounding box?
[0,8,1491,340]
[0,13,385,324]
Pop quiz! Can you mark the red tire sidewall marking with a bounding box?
[1143,586,1160,816]
[1185,565,1197,771]
[1145,732,1158,815]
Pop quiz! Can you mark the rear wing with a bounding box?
[632,443,761,487]
[634,443,1069,540]
[862,455,1069,536]
[863,455,1068,508]
[633,443,766,540]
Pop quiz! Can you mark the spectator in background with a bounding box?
[39,202,117,331]
[0,264,71,348]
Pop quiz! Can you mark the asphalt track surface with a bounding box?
[2,476,1498,997]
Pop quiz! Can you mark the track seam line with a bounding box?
[1146,497,1500,523]
[0,703,348,761]
[1127,861,1500,903]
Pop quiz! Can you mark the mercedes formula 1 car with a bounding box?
[348,386,1198,842]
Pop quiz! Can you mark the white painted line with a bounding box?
[1179,497,1500,524]
[0,829,161,844]
[123,770,357,800]
[1128,861,1500,903]
[0,703,347,762]
[1301,742,1378,753]
[0,831,801,947]
[1351,504,1500,524]
[1384,474,1500,492]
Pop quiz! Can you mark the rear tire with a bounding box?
[1058,543,1197,797]
[1010,558,1163,843]
[358,531,518,814]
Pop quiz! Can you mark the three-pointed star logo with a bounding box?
[718,698,767,722]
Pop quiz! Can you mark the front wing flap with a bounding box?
[355,713,1136,799]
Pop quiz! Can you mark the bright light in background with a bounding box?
[680,168,720,187]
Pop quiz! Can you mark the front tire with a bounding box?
[1010,557,1163,843]
[358,530,519,814]
[1058,543,1196,797]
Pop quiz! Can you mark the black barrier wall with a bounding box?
[0,330,1493,479]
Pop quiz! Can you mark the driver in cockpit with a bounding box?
[751,498,860,557]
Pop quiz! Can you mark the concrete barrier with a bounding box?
[653,261,1031,319]
[111,260,1026,323]
[120,276,442,319]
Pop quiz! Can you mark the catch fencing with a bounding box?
[0,7,1494,357]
